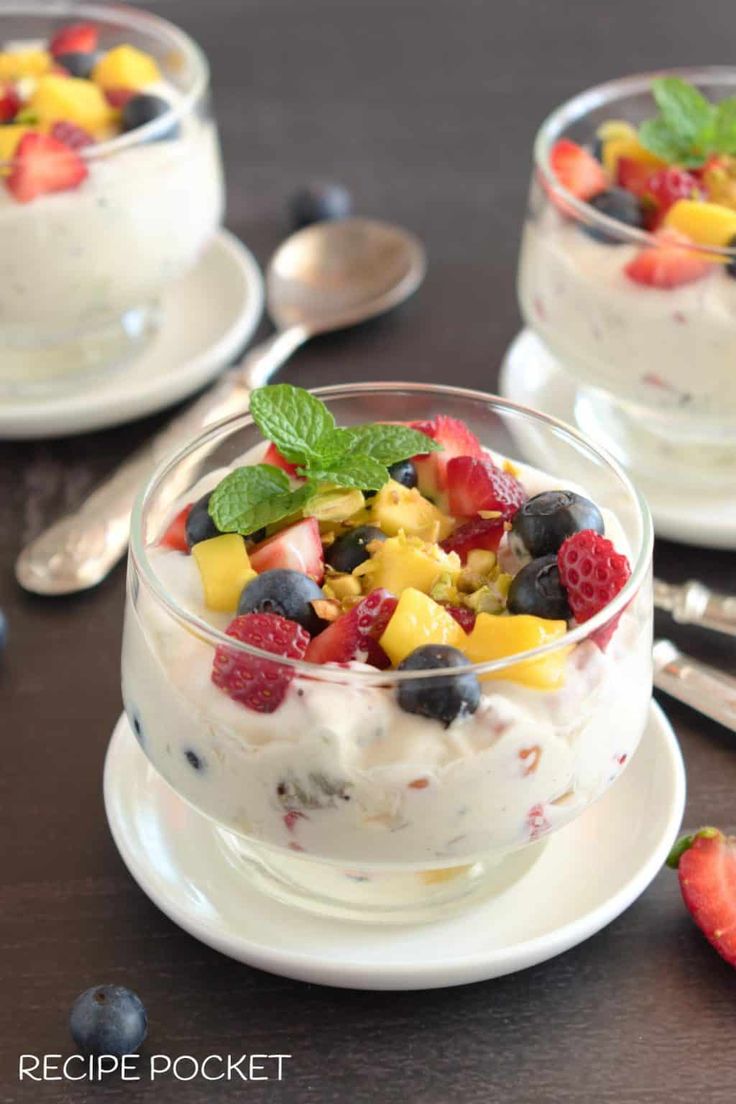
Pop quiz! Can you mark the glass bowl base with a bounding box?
[214,830,546,925]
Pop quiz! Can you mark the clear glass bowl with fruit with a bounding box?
[0,1,224,393]
[122,382,653,923]
[517,67,736,487]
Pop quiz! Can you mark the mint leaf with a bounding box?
[310,455,390,491]
[209,464,311,535]
[343,423,441,465]
[712,97,736,154]
[312,426,357,467]
[250,384,335,466]
[652,76,714,147]
[638,117,691,163]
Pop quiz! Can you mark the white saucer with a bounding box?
[0,229,264,440]
[499,329,736,550]
[104,702,685,991]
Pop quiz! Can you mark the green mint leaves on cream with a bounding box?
[639,77,736,167]
[208,384,441,536]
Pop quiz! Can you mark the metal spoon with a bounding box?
[16,218,426,595]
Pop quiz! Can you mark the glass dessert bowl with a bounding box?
[122,382,653,924]
[517,67,736,487]
[0,1,224,394]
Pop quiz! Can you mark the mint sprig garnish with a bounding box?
[639,77,736,167]
[208,384,441,536]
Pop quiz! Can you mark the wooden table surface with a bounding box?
[2,1,735,1101]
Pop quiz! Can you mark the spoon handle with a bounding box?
[15,326,308,596]
[653,639,736,734]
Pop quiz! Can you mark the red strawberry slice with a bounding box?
[410,415,483,496]
[616,156,655,198]
[549,139,606,201]
[668,828,736,968]
[160,504,192,553]
[445,606,476,633]
[446,456,526,521]
[49,21,99,57]
[6,133,88,203]
[643,167,702,221]
[557,529,630,649]
[0,83,21,123]
[249,517,324,582]
[440,515,506,563]
[263,441,300,478]
[624,229,710,289]
[212,612,309,713]
[50,121,95,151]
[305,589,397,668]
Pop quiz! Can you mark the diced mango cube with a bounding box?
[192,533,256,613]
[355,533,460,597]
[371,479,454,542]
[0,125,34,164]
[379,588,466,666]
[92,45,160,91]
[0,49,51,82]
[663,199,736,250]
[30,75,113,133]
[462,613,570,689]
[601,133,663,178]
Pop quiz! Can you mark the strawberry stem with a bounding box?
[666,827,720,869]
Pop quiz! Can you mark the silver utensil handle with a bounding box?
[653,639,736,733]
[15,327,307,595]
[654,578,736,637]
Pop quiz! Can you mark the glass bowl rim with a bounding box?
[534,65,736,258]
[129,381,653,685]
[0,0,209,164]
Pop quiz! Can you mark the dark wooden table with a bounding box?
[2,2,735,1101]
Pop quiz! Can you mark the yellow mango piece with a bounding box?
[663,199,736,249]
[379,588,465,666]
[30,75,113,133]
[0,49,51,81]
[192,534,256,613]
[0,125,34,164]
[371,479,454,542]
[92,45,160,91]
[463,613,570,689]
[355,533,460,597]
[602,134,664,178]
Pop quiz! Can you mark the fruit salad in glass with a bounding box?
[518,68,736,485]
[122,383,653,922]
[0,2,223,392]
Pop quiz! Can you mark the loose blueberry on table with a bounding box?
[69,985,147,1057]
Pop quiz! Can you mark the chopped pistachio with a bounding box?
[304,487,365,523]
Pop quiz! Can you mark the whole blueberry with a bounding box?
[238,568,327,635]
[507,555,572,620]
[325,525,386,573]
[398,645,480,728]
[69,986,147,1057]
[0,608,6,652]
[511,490,604,559]
[185,492,219,547]
[591,135,604,164]
[122,94,180,140]
[726,233,736,279]
[582,188,645,244]
[290,182,353,230]
[387,458,418,488]
[55,50,100,78]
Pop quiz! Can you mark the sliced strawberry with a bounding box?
[616,156,654,197]
[557,529,630,649]
[160,504,192,552]
[49,21,99,57]
[440,515,506,563]
[643,167,702,222]
[446,456,526,521]
[624,229,711,289]
[263,441,300,478]
[668,828,736,968]
[50,121,95,151]
[549,139,606,201]
[305,589,397,668]
[105,87,136,109]
[445,606,476,633]
[212,612,309,713]
[0,83,21,123]
[409,415,483,496]
[6,133,88,204]
[249,517,324,582]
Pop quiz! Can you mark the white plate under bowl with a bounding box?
[104,702,685,991]
[0,229,264,440]
[499,329,736,550]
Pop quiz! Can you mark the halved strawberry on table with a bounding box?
[409,415,483,498]
[6,133,88,203]
[249,517,324,582]
[667,827,736,969]
[305,589,397,668]
[624,228,710,289]
[446,455,526,521]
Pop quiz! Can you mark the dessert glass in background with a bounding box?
[517,67,736,488]
[0,1,224,394]
[122,383,654,924]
